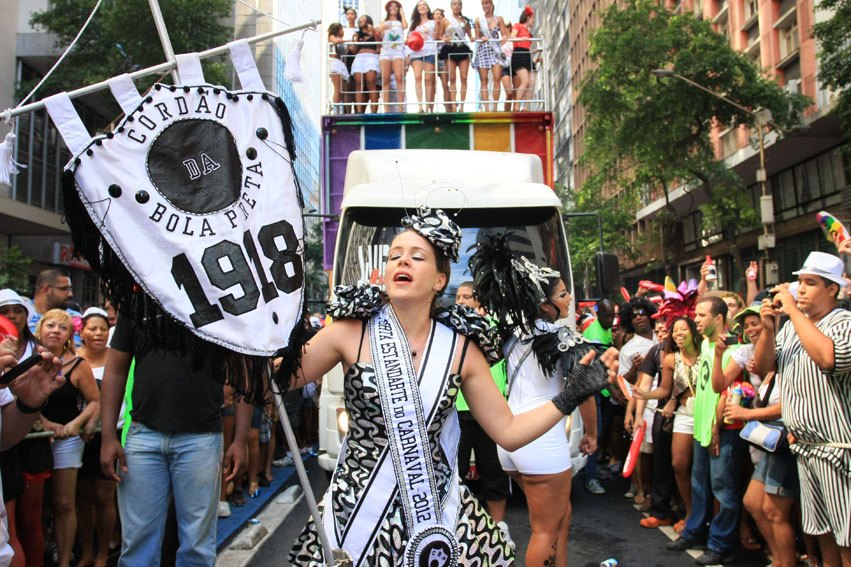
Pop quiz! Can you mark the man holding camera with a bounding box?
[754,251,851,564]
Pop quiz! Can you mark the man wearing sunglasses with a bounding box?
[28,269,74,332]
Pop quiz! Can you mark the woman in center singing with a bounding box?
[287,207,616,566]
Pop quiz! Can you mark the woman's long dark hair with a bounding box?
[664,316,701,354]
[410,1,434,31]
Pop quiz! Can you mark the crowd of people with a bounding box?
[2,228,851,566]
[327,0,542,114]
[561,250,851,567]
[0,271,318,567]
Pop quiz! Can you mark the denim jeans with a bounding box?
[117,422,223,567]
[681,429,741,554]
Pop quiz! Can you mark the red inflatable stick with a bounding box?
[620,287,631,302]
[0,315,19,340]
[623,422,646,479]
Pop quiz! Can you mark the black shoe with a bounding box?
[666,537,704,552]
[695,549,735,565]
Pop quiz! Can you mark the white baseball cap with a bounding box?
[0,289,35,320]
[793,251,846,287]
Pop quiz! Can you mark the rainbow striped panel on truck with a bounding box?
[320,111,554,269]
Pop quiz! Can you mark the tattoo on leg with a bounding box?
[543,541,557,566]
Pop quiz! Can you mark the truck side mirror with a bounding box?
[596,252,619,294]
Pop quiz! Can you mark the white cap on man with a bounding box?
[792,251,846,287]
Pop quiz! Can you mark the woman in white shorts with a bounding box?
[635,316,699,533]
[328,23,351,113]
[497,275,599,566]
[351,15,380,113]
[36,309,99,567]
[378,1,407,112]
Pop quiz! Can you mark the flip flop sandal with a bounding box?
[740,537,762,551]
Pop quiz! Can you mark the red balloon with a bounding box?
[0,315,19,340]
[406,31,424,52]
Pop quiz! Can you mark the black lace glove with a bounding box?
[551,360,609,415]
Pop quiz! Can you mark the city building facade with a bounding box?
[568,0,848,292]
[1,0,323,303]
[530,0,573,191]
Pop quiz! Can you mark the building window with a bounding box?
[720,128,738,158]
[745,0,758,20]
[778,20,799,60]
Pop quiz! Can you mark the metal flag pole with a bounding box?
[270,377,350,566]
[147,0,179,83]
[2,18,320,121]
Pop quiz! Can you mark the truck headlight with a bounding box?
[336,408,349,435]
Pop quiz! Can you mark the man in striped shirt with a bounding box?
[754,251,851,564]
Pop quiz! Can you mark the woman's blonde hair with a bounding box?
[35,308,75,354]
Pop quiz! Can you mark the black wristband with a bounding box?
[15,397,47,414]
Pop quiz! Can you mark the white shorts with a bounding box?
[643,408,656,444]
[498,418,571,475]
[673,412,694,435]
[52,436,84,469]
[329,58,350,80]
[352,53,379,75]
[379,45,406,61]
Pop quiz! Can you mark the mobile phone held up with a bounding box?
[725,336,739,346]
[0,353,44,386]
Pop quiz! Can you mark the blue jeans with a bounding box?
[117,422,223,567]
[681,429,741,554]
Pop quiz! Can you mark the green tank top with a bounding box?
[693,339,733,447]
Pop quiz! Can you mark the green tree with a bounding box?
[0,245,33,294]
[26,0,232,117]
[578,0,810,271]
[562,182,635,299]
[813,0,851,136]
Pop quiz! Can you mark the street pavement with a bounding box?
[219,457,772,567]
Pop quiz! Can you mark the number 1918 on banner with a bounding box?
[170,219,302,328]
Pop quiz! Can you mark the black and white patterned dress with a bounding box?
[288,359,514,565]
[472,19,502,69]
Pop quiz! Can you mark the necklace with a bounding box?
[408,332,428,358]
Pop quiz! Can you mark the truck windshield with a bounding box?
[333,206,571,306]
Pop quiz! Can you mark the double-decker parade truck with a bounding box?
[314,38,618,481]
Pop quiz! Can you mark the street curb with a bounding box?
[215,492,304,566]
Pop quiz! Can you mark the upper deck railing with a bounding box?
[325,36,550,115]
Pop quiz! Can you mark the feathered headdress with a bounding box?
[653,279,699,326]
[402,206,462,263]
[468,232,560,336]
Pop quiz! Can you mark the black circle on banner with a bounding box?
[147,119,242,215]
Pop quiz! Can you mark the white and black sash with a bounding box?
[448,16,468,45]
[323,305,461,566]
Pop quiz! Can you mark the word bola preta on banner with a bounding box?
[43,41,307,400]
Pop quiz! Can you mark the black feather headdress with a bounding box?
[468,232,560,336]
